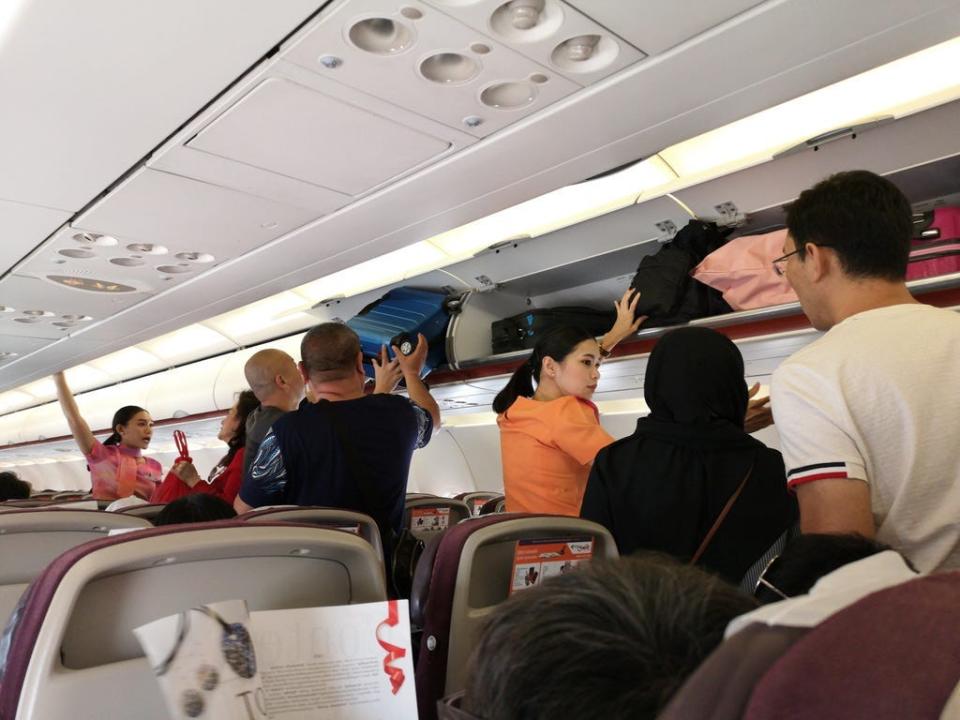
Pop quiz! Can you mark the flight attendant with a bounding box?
[54,371,162,501]
[493,290,643,516]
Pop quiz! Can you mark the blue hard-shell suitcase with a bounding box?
[346,287,456,379]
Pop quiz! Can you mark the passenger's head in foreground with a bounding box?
[754,532,909,604]
[0,471,31,501]
[460,554,757,720]
[154,494,238,526]
[492,325,599,413]
[781,169,915,331]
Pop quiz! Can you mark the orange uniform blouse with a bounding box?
[498,396,614,516]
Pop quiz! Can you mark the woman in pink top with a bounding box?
[54,371,163,501]
[493,291,645,516]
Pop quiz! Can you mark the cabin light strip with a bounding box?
[2,36,960,413]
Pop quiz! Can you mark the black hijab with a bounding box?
[581,327,797,584]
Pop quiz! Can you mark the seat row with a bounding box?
[0,498,607,719]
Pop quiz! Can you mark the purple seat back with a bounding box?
[0,521,386,720]
[745,572,960,719]
[412,514,618,720]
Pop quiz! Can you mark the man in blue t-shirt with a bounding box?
[235,323,440,546]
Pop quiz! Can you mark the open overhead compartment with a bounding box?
[307,98,960,408]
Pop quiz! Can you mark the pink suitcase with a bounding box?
[907,207,960,280]
[691,228,798,311]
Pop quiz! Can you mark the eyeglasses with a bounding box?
[771,249,800,277]
[753,555,791,601]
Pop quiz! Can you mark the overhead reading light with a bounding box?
[73,232,118,247]
[491,0,560,41]
[559,34,598,62]
[420,53,480,84]
[348,17,414,55]
[507,0,542,29]
[480,80,537,109]
[127,243,168,255]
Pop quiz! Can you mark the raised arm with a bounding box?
[392,333,441,429]
[53,371,96,455]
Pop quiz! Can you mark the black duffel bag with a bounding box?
[630,219,733,327]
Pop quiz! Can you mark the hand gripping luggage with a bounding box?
[490,307,616,354]
[346,287,456,378]
[907,207,960,280]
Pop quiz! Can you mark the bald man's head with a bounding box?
[244,349,304,410]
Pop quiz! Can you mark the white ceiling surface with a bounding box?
[2,0,960,393]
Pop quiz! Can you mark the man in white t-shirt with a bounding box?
[771,170,960,572]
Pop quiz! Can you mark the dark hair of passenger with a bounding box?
[754,533,910,605]
[154,494,238,526]
[460,553,757,720]
[300,322,362,382]
[785,169,913,281]
[0,471,32,501]
[492,325,596,414]
[220,390,260,466]
[103,405,149,446]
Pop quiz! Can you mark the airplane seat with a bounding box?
[661,572,960,719]
[454,492,502,517]
[0,509,152,629]
[51,492,86,501]
[116,503,167,522]
[744,571,960,719]
[411,514,618,720]
[477,496,505,515]
[240,505,384,565]
[394,498,472,599]
[404,498,472,540]
[0,521,387,720]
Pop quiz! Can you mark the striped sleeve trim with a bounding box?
[786,462,850,487]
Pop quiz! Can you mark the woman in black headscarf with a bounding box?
[580,327,797,585]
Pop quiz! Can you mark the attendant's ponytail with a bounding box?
[492,358,537,414]
[491,325,595,414]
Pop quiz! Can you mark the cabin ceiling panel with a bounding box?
[0,0,324,211]
[186,77,453,196]
[147,145,351,214]
[0,335,51,360]
[73,169,320,264]
[283,0,584,138]
[0,274,148,336]
[0,200,70,277]
[565,0,766,55]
